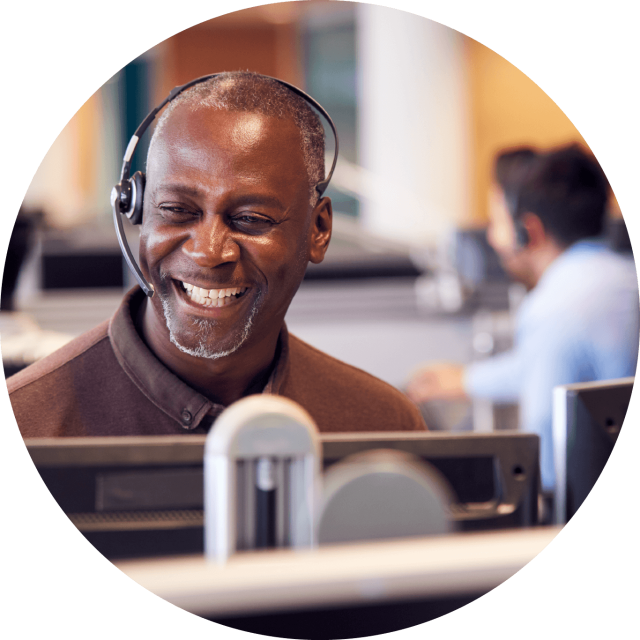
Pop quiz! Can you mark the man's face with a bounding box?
[139,106,329,359]
[486,183,532,287]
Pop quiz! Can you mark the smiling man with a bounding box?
[8,72,426,437]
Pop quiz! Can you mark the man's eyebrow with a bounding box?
[154,183,204,199]
[230,194,286,210]
[154,184,286,210]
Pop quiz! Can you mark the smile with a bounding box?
[180,281,249,308]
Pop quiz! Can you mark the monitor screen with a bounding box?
[26,431,539,560]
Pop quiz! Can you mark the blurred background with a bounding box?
[3,1,631,431]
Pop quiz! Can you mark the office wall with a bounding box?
[20,3,312,229]
[20,3,594,233]
[22,94,101,228]
[466,38,587,225]
[152,16,303,99]
[357,4,471,244]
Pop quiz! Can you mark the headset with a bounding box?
[111,73,340,297]
[504,191,530,248]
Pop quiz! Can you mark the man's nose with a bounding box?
[182,216,240,267]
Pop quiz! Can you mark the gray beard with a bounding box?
[159,289,260,360]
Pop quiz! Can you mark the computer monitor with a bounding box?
[552,377,633,524]
[321,432,538,531]
[605,217,633,254]
[26,431,539,560]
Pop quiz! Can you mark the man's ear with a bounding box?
[308,197,332,264]
[520,212,547,248]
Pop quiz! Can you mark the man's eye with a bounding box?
[233,214,273,228]
[158,205,196,218]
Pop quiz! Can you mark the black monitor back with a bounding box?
[26,431,539,561]
[553,377,633,524]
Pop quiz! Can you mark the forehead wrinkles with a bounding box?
[149,108,301,169]
[147,107,308,194]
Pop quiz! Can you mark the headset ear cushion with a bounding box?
[126,171,146,225]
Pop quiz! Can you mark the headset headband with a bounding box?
[111,72,340,297]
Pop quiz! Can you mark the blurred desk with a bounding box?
[116,527,559,634]
[15,282,475,391]
[287,278,475,391]
[17,288,123,337]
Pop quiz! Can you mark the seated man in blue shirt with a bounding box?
[407,144,639,493]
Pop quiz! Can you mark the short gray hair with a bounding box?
[148,71,326,204]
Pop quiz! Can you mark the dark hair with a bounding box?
[516,144,610,247]
[494,147,538,216]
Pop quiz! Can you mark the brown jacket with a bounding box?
[8,288,426,437]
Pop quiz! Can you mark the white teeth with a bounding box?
[181,282,247,307]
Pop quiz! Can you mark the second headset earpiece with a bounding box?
[505,191,529,249]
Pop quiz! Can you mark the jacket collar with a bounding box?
[108,287,289,431]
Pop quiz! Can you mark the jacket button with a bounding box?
[181,409,193,427]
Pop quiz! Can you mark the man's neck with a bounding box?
[136,299,281,406]
[529,240,565,289]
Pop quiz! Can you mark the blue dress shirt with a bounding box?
[464,240,639,491]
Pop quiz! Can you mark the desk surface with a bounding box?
[116,527,561,618]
